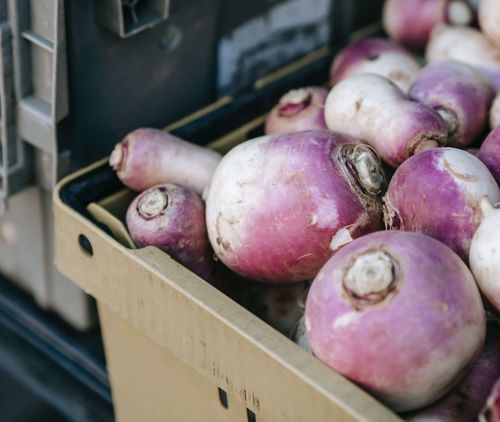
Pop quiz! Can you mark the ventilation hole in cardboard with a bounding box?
[218,388,228,409]
[78,234,94,257]
[247,408,256,422]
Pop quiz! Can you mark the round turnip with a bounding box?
[205,130,386,283]
[265,87,328,135]
[324,73,448,168]
[305,230,485,412]
[478,128,500,184]
[329,37,421,93]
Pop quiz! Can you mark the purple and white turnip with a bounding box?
[383,0,473,50]
[305,230,485,412]
[324,73,448,167]
[110,128,222,195]
[408,61,495,148]
[329,37,421,92]
[469,197,500,313]
[383,147,500,260]
[126,183,214,281]
[265,87,328,135]
[478,128,500,184]
[205,130,386,283]
[479,0,500,50]
[426,25,500,91]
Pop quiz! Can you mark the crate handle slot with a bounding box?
[78,234,94,257]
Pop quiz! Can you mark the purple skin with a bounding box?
[126,183,214,282]
[206,130,387,283]
[383,0,471,50]
[383,147,500,260]
[405,326,500,422]
[265,87,328,135]
[409,61,495,148]
[324,73,448,168]
[330,37,421,92]
[109,128,222,195]
[478,128,500,185]
[305,231,485,412]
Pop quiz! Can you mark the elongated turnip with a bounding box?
[479,0,500,50]
[126,184,214,281]
[426,25,500,90]
[305,231,485,412]
[469,197,500,313]
[492,93,500,128]
[110,128,222,195]
[384,147,500,260]
[478,128,500,184]
[324,74,448,168]
[408,61,495,148]
[265,87,328,135]
[481,379,500,422]
[205,130,386,283]
[383,0,473,50]
[329,37,421,92]
[406,326,500,422]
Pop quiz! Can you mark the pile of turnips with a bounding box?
[108,0,500,418]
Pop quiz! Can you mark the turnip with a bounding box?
[384,147,500,260]
[481,379,500,422]
[305,230,485,412]
[110,128,222,195]
[426,25,500,91]
[408,61,495,148]
[265,87,328,135]
[383,0,473,50]
[492,93,500,128]
[469,197,500,313]
[406,326,500,422]
[478,128,500,184]
[479,0,500,50]
[329,37,421,93]
[205,130,386,283]
[324,74,448,168]
[126,183,214,281]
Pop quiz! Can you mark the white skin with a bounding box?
[492,93,500,128]
[479,0,500,50]
[469,197,500,312]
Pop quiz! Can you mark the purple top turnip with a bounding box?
[479,0,500,50]
[383,0,473,50]
[265,87,328,135]
[110,128,222,196]
[329,37,421,93]
[426,25,500,91]
[481,378,500,422]
[406,326,500,422]
[492,93,500,128]
[126,183,214,281]
[469,197,500,313]
[478,128,500,184]
[324,73,448,168]
[384,147,500,260]
[205,130,386,284]
[305,230,485,412]
[408,61,495,148]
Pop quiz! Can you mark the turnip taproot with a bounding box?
[406,326,500,422]
[384,147,500,260]
[126,184,214,281]
[383,0,473,50]
[478,128,500,184]
[305,230,485,412]
[479,0,500,50]
[469,197,500,313]
[265,87,328,135]
[426,25,500,91]
[206,130,386,283]
[409,61,494,148]
[329,37,421,92]
[324,74,448,167]
[110,128,222,195]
